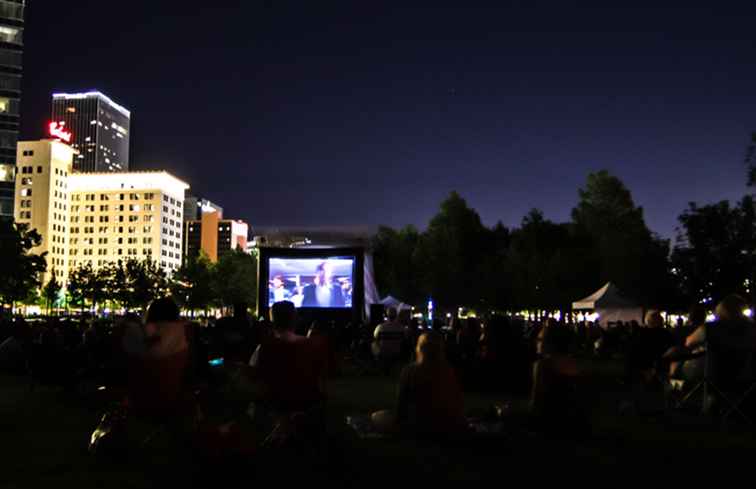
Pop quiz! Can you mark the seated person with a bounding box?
[668,295,754,383]
[125,297,196,419]
[530,324,579,412]
[246,301,328,413]
[372,307,406,363]
[626,311,673,383]
[371,331,468,437]
[0,323,27,375]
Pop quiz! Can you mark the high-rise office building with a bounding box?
[14,139,74,286]
[183,194,222,222]
[15,140,189,282]
[51,91,131,173]
[185,211,248,263]
[0,0,24,219]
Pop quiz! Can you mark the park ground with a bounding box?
[2,371,756,487]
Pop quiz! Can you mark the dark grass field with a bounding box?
[2,370,756,487]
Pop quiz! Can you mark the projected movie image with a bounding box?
[268,257,354,308]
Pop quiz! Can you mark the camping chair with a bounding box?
[671,322,756,424]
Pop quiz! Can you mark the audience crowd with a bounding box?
[1,292,755,459]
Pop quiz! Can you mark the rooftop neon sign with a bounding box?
[49,121,72,143]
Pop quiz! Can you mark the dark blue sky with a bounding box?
[21,2,756,239]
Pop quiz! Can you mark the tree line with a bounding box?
[0,221,258,317]
[2,141,754,318]
[372,169,755,314]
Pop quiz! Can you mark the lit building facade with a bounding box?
[184,210,248,263]
[14,140,188,285]
[14,140,74,285]
[0,0,24,219]
[51,91,131,173]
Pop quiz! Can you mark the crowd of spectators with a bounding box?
[1,292,755,459]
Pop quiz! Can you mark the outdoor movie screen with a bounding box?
[267,257,354,308]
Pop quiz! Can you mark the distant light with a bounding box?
[97,386,106,391]
[744,308,753,318]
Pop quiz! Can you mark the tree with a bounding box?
[371,225,422,305]
[507,209,598,314]
[171,252,216,315]
[672,196,755,306]
[414,191,494,311]
[113,258,169,312]
[0,221,47,312]
[67,263,109,313]
[42,270,62,315]
[214,248,257,317]
[746,132,756,187]
[571,170,674,306]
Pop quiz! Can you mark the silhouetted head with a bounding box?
[644,310,664,328]
[688,304,707,326]
[416,331,445,364]
[716,294,748,321]
[537,323,572,356]
[145,297,180,324]
[386,307,398,321]
[270,300,296,331]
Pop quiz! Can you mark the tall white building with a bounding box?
[14,139,189,286]
[14,140,75,285]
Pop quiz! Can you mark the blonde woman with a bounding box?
[372,331,468,437]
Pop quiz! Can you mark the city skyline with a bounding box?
[18,1,756,239]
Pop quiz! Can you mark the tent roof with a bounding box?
[572,282,637,310]
[380,296,412,310]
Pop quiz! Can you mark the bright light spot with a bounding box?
[744,308,753,318]
[97,386,106,391]
[706,313,716,322]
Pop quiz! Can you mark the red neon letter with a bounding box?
[49,121,72,143]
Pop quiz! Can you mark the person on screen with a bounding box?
[269,275,292,304]
[302,261,345,308]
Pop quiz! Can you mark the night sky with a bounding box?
[21,2,756,240]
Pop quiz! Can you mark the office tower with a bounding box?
[15,139,189,281]
[0,0,24,219]
[184,211,248,263]
[183,194,222,222]
[51,91,130,173]
[14,139,75,285]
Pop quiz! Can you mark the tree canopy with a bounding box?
[0,221,47,309]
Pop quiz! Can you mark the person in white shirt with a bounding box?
[372,308,407,370]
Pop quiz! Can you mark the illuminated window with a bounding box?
[0,26,21,44]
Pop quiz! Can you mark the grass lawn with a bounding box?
[1,370,755,487]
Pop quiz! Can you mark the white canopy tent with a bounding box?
[380,295,412,311]
[572,282,643,327]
